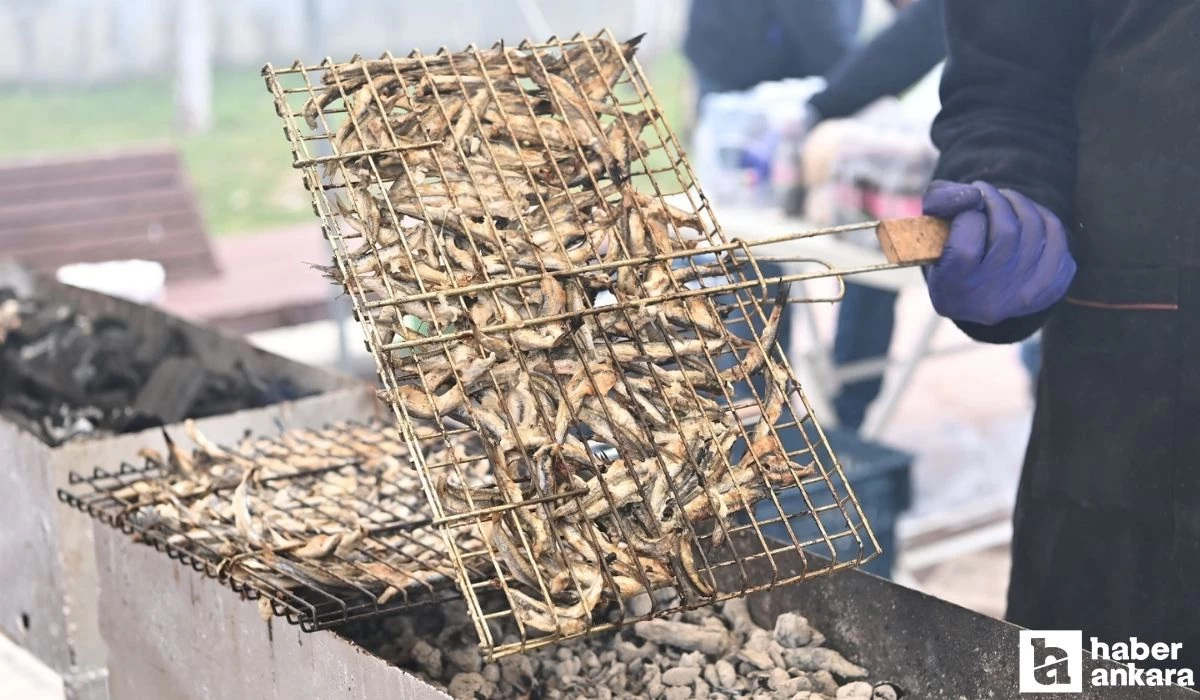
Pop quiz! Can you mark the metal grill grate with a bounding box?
[59,419,485,630]
[261,30,881,659]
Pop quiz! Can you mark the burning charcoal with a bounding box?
[555,654,582,680]
[680,651,705,668]
[769,668,815,698]
[662,666,700,686]
[871,683,901,700]
[627,592,653,618]
[807,670,840,696]
[663,687,692,700]
[772,612,815,648]
[836,681,874,699]
[480,665,500,684]
[498,654,534,691]
[644,663,664,699]
[737,629,782,671]
[721,598,760,636]
[447,672,492,699]
[782,648,867,680]
[695,676,711,697]
[634,620,733,656]
[410,640,443,678]
[714,659,739,690]
[445,645,483,674]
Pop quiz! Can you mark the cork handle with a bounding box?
[874,216,951,266]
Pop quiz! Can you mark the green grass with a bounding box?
[0,70,311,235]
[0,52,692,235]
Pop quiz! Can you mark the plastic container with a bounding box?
[56,259,167,306]
[749,427,912,579]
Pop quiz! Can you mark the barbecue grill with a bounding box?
[0,259,371,700]
[86,516,1200,700]
[253,29,951,660]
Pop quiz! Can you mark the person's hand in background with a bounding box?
[921,180,1076,326]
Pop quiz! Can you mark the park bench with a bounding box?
[0,147,331,334]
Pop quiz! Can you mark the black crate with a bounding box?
[750,427,912,578]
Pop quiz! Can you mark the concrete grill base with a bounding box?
[90,520,1200,700]
[95,524,448,700]
[0,260,376,700]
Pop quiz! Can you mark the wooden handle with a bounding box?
[874,216,951,265]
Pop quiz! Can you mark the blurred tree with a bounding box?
[175,0,213,133]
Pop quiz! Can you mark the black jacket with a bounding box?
[931,2,1095,343]
[683,0,862,93]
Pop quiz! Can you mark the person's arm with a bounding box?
[930,0,1092,343]
[808,0,946,121]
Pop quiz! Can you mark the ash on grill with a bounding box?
[0,287,307,445]
[345,594,902,699]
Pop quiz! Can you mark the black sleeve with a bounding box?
[808,0,947,121]
[930,0,1092,344]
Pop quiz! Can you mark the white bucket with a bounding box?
[56,259,167,305]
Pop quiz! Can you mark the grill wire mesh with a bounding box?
[259,29,881,659]
[59,419,486,630]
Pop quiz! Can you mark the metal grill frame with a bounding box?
[58,420,482,631]
[261,29,882,659]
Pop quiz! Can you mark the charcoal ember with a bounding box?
[0,287,312,445]
[808,670,840,696]
[634,619,733,655]
[837,681,874,699]
[410,640,443,678]
[782,648,868,679]
[773,612,815,648]
[447,672,491,699]
[347,598,877,700]
[480,665,500,684]
[662,666,699,686]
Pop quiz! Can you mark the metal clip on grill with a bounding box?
[258,30,948,660]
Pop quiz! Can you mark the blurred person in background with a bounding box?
[682,0,864,401]
[794,0,946,430]
[683,0,863,102]
[685,0,957,431]
[924,2,1200,670]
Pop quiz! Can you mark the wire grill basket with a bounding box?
[59,420,480,630]
[260,29,881,659]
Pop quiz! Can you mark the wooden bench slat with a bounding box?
[0,151,182,189]
[0,148,231,291]
[0,189,200,230]
[15,225,207,259]
[0,170,183,206]
[0,210,202,247]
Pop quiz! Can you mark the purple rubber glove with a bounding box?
[921,180,1076,326]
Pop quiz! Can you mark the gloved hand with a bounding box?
[921,180,1076,326]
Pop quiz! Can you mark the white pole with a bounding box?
[175,0,213,133]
